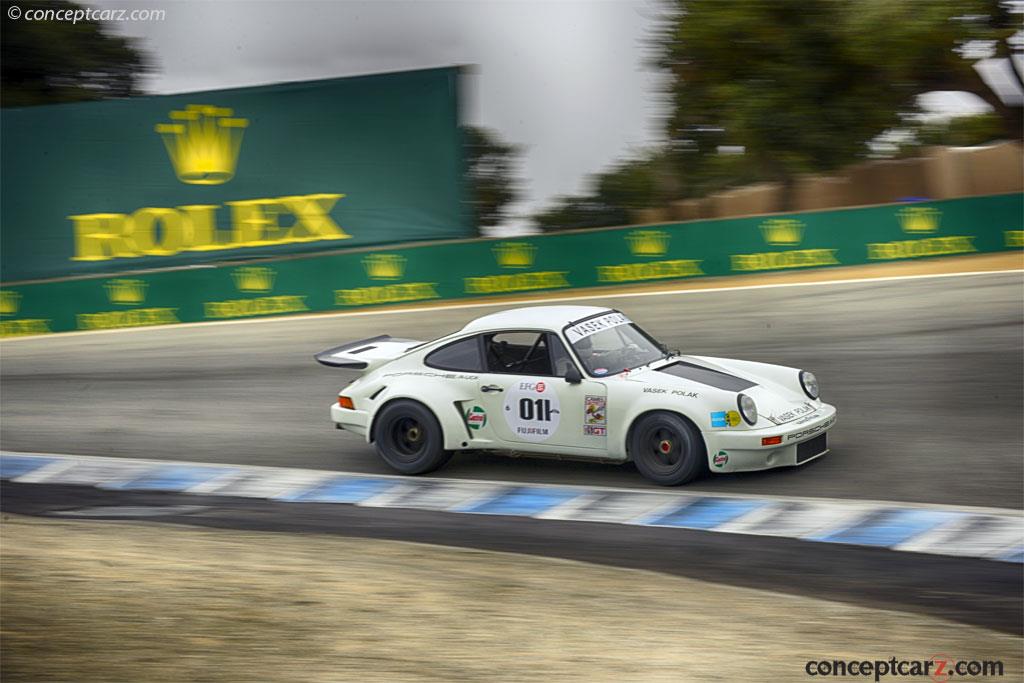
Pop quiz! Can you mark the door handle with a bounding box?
[480,384,504,393]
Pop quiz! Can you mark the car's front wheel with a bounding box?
[372,400,452,475]
[629,411,705,486]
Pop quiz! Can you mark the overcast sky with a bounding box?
[95,0,671,233]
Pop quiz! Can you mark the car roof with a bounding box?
[460,305,612,334]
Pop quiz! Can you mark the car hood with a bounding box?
[617,355,816,425]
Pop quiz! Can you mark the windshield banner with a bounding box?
[565,312,631,343]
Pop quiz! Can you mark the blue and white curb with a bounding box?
[2,451,1021,563]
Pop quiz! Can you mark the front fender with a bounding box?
[609,388,711,461]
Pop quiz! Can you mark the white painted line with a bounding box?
[216,470,338,500]
[721,501,874,540]
[10,459,78,484]
[3,266,1020,343]
[714,501,790,534]
[896,514,1024,559]
[185,470,248,495]
[534,492,605,520]
[445,484,514,513]
[357,481,423,508]
[372,482,507,512]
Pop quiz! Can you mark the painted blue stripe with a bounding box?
[1,455,57,479]
[286,477,397,503]
[105,465,236,491]
[642,497,765,529]
[457,487,581,516]
[812,509,960,547]
[997,546,1024,563]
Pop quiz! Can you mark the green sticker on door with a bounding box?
[466,405,487,430]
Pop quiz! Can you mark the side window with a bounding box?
[547,334,576,377]
[484,331,553,376]
[424,336,483,372]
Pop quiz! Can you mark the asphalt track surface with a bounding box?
[2,270,1022,509]
[3,482,1020,634]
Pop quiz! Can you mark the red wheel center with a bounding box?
[659,440,672,454]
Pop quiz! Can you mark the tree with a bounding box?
[532,151,680,231]
[1,0,152,107]
[463,126,524,232]
[655,0,1020,196]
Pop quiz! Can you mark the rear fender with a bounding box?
[366,375,479,450]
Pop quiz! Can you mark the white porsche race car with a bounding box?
[316,306,836,486]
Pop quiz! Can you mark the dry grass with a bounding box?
[1,514,1020,682]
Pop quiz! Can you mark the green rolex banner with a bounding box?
[1,66,468,282]
[1,193,1020,337]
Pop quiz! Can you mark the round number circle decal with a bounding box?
[503,379,561,442]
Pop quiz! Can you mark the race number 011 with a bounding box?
[519,398,553,421]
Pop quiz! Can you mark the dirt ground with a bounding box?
[1,514,1020,682]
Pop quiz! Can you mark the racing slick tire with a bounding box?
[630,411,706,486]
[373,399,453,475]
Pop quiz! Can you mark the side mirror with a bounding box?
[564,366,583,384]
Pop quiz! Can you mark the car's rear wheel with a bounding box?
[373,400,452,475]
[630,411,705,486]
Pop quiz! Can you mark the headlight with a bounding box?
[799,370,819,400]
[737,393,757,426]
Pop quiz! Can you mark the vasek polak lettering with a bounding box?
[565,312,630,343]
[70,193,350,261]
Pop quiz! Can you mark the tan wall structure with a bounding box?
[652,142,1023,222]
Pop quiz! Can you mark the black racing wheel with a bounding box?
[629,411,705,486]
[373,400,452,475]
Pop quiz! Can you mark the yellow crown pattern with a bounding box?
[626,230,670,257]
[760,219,804,246]
[898,206,940,234]
[155,104,248,185]
[493,242,537,269]
[232,267,276,293]
[0,291,21,315]
[104,279,147,304]
[363,254,406,281]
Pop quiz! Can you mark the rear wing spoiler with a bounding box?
[314,335,423,370]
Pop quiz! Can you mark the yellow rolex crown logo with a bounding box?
[232,267,276,293]
[155,104,248,185]
[104,279,147,304]
[760,219,804,246]
[363,254,406,280]
[493,242,537,269]
[898,206,940,234]
[626,230,670,257]
[0,291,22,315]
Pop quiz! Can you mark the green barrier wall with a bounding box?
[0,67,468,282]
[2,193,1021,337]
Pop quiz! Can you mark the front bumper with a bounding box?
[704,403,837,474]
[330,403,370,437]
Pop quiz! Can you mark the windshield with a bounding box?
[564,313,665,376]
